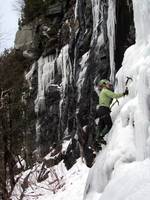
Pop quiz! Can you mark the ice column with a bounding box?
[107,0,116,83]
[132,0,150,44]
[131,0,150,159]
[77,51,89,101]
[91,0,100,41]
[56,45,71,121]
[74,0,79,20]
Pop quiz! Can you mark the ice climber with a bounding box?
[95,79,128,149]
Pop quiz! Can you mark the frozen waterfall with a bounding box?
[84,0,150,200]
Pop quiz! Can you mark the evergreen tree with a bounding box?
[22,0,45,23]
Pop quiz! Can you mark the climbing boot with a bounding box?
[94,141,102,152]
[100,126,109,138]
[99,137,107,145]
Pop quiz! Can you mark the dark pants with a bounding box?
[95,106,112,140]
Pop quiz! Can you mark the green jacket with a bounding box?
[99,88,124,108]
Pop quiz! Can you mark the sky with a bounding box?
[0,0,19,52]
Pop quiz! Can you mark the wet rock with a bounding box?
[46,3,63,16]
[63,139,80,170]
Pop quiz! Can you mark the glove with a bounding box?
[123,88,129,96]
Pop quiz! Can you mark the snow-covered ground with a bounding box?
[12,159,89,200]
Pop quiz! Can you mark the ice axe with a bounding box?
[125,76,133,86]
[124,76,133,95]
[110,76,132,109]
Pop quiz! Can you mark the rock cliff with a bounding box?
[15,0,135,168]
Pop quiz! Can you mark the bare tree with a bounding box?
[0,89,17,199]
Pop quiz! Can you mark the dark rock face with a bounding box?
[115,0,135,71]
[46,2,64,16]
[17,0,135,169]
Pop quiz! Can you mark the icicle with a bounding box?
[56,45,72,129]
[91,0,100,41]
[36,120,41,143]
[35,55,56,113]
[77,51,89,101]
[25,62,36,90]
[107,0,116,83]
[74,0,79,20]
[56,45,72,93]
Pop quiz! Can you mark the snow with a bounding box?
[49,160,89,200]
[12,159,89,200]
[100,159,150,200]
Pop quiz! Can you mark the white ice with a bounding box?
[34,55,55,113]
[56,45,72,93]
[84,0,150,200]
[29,44,71,114]
[77,51,89,101]
[107,0,116,83]
[91,0,100,42]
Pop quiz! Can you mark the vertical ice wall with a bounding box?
[132,0,150,44]
[84,0,150,199]
[107,0,116,83]
[118,0,150,160]
[112,0,150,162]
